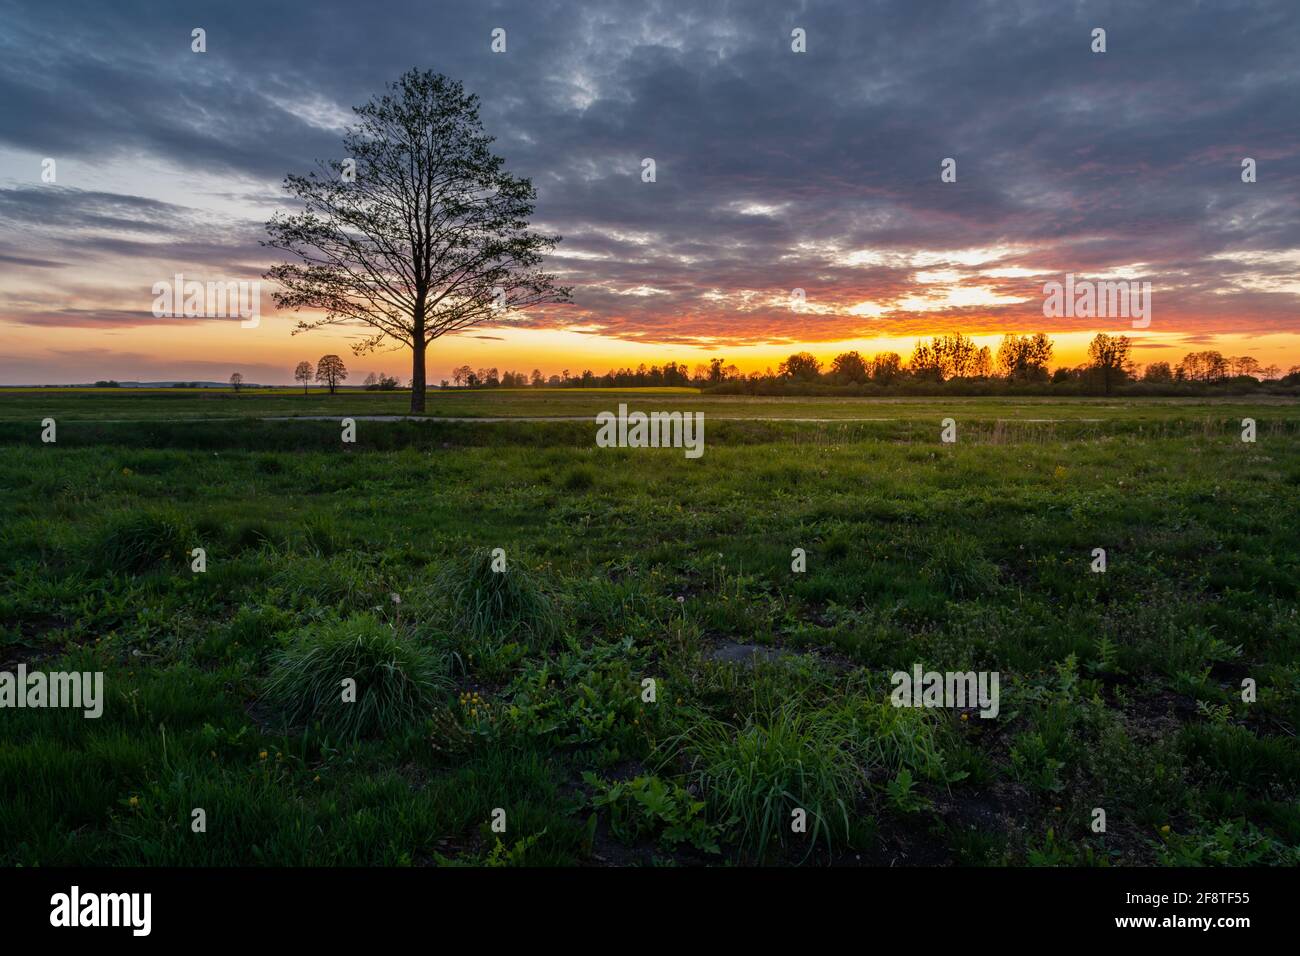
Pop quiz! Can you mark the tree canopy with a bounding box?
[264,69,570,411]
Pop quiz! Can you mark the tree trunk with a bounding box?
[411,338,427,412]
[410,293,427,413]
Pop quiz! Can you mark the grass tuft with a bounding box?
[95,511,187,573]
[670,698,862,861]
[435,548,561,648]
[263,614,448,740]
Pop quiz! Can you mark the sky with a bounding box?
[1,0,1297,385]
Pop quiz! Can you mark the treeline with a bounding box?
[715,334,1300,396]
[445,362,699,389]
[446,333,1300,396]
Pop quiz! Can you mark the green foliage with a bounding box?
[885,769,929,813]
[585,773,722,854]
[1155,817,1300,866]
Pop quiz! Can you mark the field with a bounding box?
[2,390,1298,866]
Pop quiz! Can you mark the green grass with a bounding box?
[669,697,862,861]
[5,385,1300,423]
[263,614,452,741]
[1,390,1297,866]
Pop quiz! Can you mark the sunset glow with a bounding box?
[1,2,1297,383]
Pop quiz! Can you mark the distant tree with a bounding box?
[316,354,348,394]
[1142,361,1173,384]
[451,365,473,387]
[364,372,379,387]
[935,333,981,378]
[229,372,244,393]
[1087,333,1133,395]
[94,380,121,388]
[530,368,544,386]
[778,352,822,382]
[830,351,869,384]
[1177,350,1229,383]
[909,334,981,381]
[871,352,904,384]
[1230,356,1261,378]
[909,340,944,381]
[263,69,570,414]
[997,333,1053,383]
[294,361,313,394]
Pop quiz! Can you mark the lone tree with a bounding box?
[229,372,243,392]
[263,69,571,413]
[316,354,348,394]
[294,360,313,394]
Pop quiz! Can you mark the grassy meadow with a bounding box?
[1,389,1298,866]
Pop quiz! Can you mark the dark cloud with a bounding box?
[0,0,1297,346]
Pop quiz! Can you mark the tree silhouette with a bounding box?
[316,355,348,394]
[778,352,821,381]
[1087,333,1132,395]
[294,361,313,394]
[229,372,243,393]
[830,351,869,383]
[264,69,571,413]
[997,333,1053,383]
